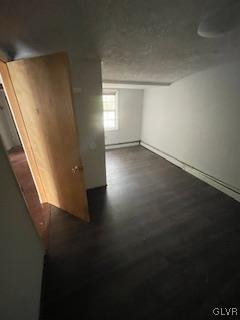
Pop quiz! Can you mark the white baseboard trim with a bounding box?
[105,141,140,150]
[140,141,240,203]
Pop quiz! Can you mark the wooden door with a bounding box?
[7,53,89,221]
[0,59,47,204]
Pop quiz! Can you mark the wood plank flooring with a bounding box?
[8,148,50,244]
[41,146,240,320]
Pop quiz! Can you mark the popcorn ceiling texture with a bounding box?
[0,0,240,83]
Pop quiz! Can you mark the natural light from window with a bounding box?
[102,92,118,131]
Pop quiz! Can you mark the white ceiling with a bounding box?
[1,0,240,84]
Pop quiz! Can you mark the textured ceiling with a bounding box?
[0,0,240,84]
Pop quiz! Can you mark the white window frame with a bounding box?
[102,90,119,131]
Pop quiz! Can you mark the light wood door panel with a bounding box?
[7,53,89,221]
[0,59,47,203]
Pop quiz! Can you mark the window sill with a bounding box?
[105,128,119,132]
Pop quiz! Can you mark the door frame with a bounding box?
[0,58,47,203]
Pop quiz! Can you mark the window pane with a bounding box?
[104,111,115,120]
[103,94,116,111]
[102,93,117,130]
[104,120,115,129]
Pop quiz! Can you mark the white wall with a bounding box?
[70,59,107,189]
[0,139,44,320]
[104,89,143,146]
[0,89,21,151]
[141,61,240,194]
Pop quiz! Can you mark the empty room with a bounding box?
[0,1,240,320]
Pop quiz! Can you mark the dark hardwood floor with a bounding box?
[41,146,240,320]
[8,147,50,245]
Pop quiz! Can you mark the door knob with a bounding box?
[72,165,83,174]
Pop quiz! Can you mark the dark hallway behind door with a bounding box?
[8,148,50,244]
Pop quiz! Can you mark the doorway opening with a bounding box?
[102,86,144,187]
[0,84,50,246]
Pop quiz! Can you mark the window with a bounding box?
[102,91,118,131]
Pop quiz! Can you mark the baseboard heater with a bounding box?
[105,140,140,150]
[140,141,240,203]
